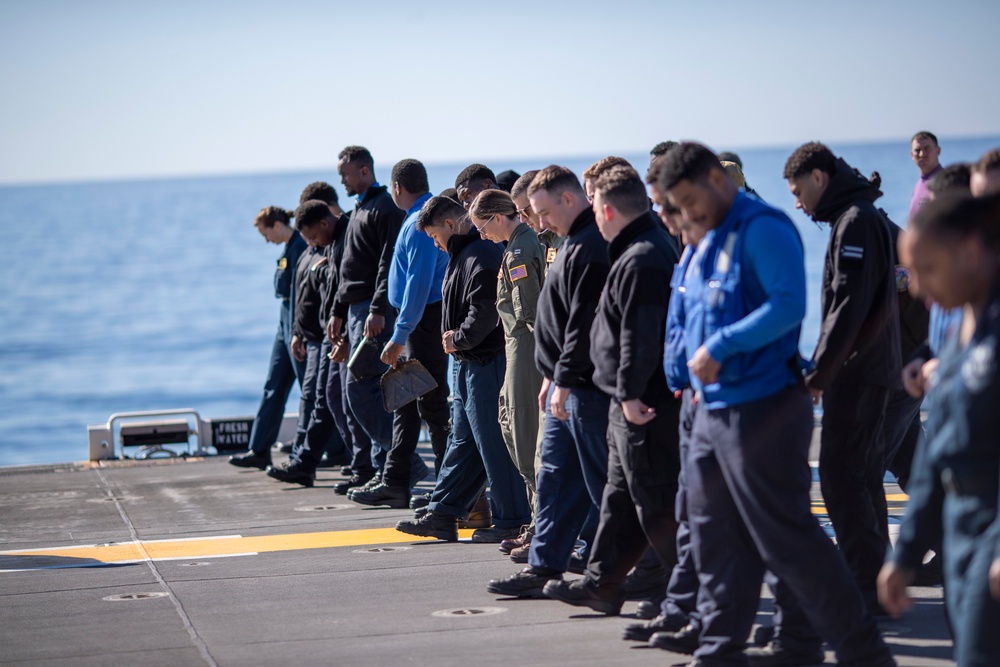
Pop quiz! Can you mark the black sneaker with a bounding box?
[409,492,432,510]
[470,526,521,543]
[395,511,459,542]
[649,623,699,654]
[634,599,661,620]
[745,641,824,666]
[228,451,271,470]
[622,565,670,601]
[542,579,624,615]
[265,462,315,487]
[622,614,687,642]
[567,552,587,574]
[347,471,382,498]
[487,567,561,598]
[335,471,374,495]
[349,482,409,509]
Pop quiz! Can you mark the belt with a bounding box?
[941,465,999,496]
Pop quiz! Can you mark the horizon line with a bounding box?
[2,131,998,190]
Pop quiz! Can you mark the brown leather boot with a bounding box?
[459,489,492,529]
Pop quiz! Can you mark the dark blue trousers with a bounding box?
[292,339,321,451]
[428,354,531,529]
[247,306,306,456]
[529,385,610,572]
[943,492,1000,667]
[290,340,348,472]
[687,385,888,666]
[661,388,702,627]
[345,300,394,471]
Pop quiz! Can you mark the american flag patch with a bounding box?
[509,264,528,281]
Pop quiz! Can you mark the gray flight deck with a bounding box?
[0,445,953,667]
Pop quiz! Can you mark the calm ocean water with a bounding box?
[1,136,997,466]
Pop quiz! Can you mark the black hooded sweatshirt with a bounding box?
[442,229,505,363]
[292,246,328,342]
[534,207,609,389]
[335,184,404,318]
[590,211,678,407]
[806,158,901,390]
[320,213,350,329]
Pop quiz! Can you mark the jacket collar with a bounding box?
[446,228,481,257]
[568,206,597,237]
[608,212,657,262]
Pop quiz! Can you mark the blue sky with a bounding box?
[1,0,997,184]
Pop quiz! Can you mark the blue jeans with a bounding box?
[529,385,610,572]
[429,354,530,529]
[247,303,305,456]
[687,385,888,666]
[344,300,395,470]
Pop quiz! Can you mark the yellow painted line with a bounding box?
[809,491,909,516]
[0,527,476,567]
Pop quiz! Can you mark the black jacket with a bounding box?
[535,207,610,389]
[293,246,328,342]
[320,213,350,327]
[442,229,505,363]
[807,158,901,390]
[590,212,678,406]
[336,184,404,317]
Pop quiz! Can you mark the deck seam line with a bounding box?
[96,468,218,667]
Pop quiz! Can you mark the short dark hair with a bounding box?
[911,131,938,146]
[390,159,429,195]
[510,170,539,200]
[416,195,466,232]
[496,169,520,193]
[975,148,1000,173]
[594,166,648,218]
[255,206,294,229]
[440,187,459,202]
[927,163,972,196]
[527,165,585,198]
[657,142,724,191]
[783,142,837,180]
[295,199,334,229]
[338,145,374,169]
[911,191,1000,250]
[718,151,742,169]
[299,182,338,206]
[650,141,678,158]
[583,156,633,181]
[455,163,497,189]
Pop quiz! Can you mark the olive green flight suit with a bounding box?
[496,223,545,510]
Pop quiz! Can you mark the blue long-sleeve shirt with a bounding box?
[387,193,448,346]
[684,192,806,408]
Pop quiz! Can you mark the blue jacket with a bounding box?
[683,192,806,408]
[664,244,700,392]
[277,230,307,335]
[387,193,448,346]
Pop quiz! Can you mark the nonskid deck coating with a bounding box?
[0,453,952,666]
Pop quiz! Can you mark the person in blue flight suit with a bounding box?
[622,162,707,642]
[879,193,1000,667]
[229,206,308,470]
[653,143,895,667]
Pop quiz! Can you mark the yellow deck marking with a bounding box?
[0,527,476,567]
